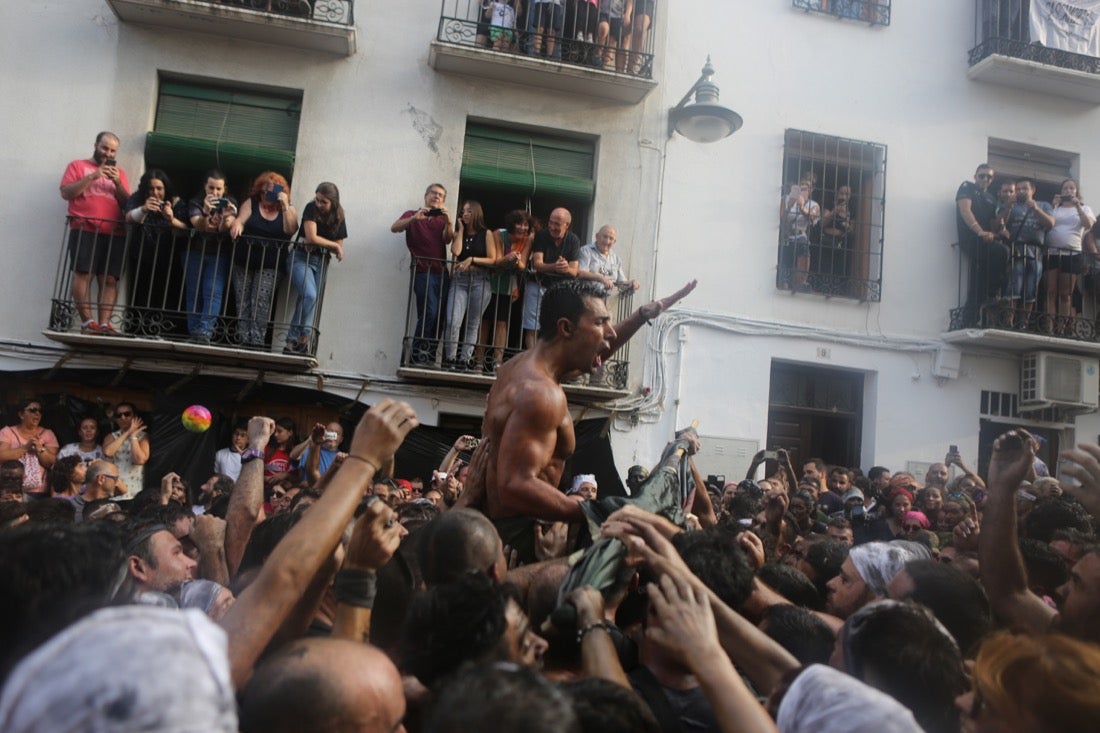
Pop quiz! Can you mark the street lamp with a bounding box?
[668,56,742,143]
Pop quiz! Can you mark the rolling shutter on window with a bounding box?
[145,82,301,176]
[461,124,595,201]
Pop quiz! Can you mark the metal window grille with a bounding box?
[792,0,890,26]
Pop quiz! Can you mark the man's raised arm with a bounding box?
[495,384,584,522]
[979,429,1056,633]
[603,280,697,358]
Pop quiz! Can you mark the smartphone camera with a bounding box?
[467,438,480,449]
[265,184,284,203]
[427,208,444,217]
[949,444,958,454]
[104,158,117,167]
[323,430,339,442]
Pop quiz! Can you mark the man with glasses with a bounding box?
[102,402,148,500]
[74,460,124,522]
[956,163,1008,323]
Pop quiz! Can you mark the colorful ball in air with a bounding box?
[181,405,212,433]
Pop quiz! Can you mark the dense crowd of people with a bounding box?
[3,278,1100,733]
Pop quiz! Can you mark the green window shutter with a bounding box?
[461,124,595,201]
[155,82,301,151]
[144,132,296,180]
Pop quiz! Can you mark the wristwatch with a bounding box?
[240,448,265,464]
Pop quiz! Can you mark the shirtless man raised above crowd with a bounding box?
[459,278,696,550]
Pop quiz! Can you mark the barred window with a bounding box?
[792,0,891,26]
[777,129,887,301]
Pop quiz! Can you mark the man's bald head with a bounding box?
[240,638,405,733]
[421,509,506,585]
[547,208,572,241]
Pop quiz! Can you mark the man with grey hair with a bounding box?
[74,461,124,522]
[522,207,581,349]
[578,225,640,296]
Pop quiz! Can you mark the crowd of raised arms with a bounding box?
[3,368,1100,733]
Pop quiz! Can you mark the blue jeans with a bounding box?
[1011,256,1043,303]
[287,248,327,344]
[445,269,492,361]
[412,270,445,362]
[180,247,228,337]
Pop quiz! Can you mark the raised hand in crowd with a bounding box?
[191,514,229,587]
[1057,442,1100,521]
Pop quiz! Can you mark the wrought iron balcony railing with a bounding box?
[950,237,1100,343]
[792,0,891,26]
[435,0,656,79]
[48,216,331,358]
[400,256,633,389]
[970,0,1100,73]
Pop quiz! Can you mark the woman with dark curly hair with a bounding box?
[49,454,86,500]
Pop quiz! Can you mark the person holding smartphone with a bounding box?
[185,170,238,344]
[125,169,187,330]
[1043,178,1095,333]
[59,131,132,335]
[229,172,298,348]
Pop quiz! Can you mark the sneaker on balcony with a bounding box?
[98,323,122,337]
[80,321,100,335]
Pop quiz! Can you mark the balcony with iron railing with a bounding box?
[105,0,356,56]
[45,216,330,369]
[968,0,1100,102]
[945,237,1100,356]
[428,0,658,104]
[396,256,633,401]
[791,0,891,26]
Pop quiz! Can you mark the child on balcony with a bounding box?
[489,0,516,51]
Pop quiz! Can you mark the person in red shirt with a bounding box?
[59,132,131,335]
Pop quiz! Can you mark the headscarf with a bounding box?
[178,579,228,616]
[776,664,924,733]
[568,474,597,495]
[0,606,237,733]
[848,540,931,596]
[904,511,930,529]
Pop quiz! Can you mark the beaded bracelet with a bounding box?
[576,620,614,644]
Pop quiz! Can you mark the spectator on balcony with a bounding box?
[286,182,346,355]
[819,184,853,282]
[623,0,654,75]
[489,0,518,50]
[125,169,187,326]
[579,224,640,297]
[1043,179,1095,334]
[59,131,131,336]
[58,416,105,464]
[596,0,628,71]
[444,201,500,371]
[956,163,1007,322]
[102,401,149,500]
[565,0,599,61]
[1004,177,1054,328]
[523,207,581,349]
[0,398,59,500]
[779,177,819,293]
[391,183,455,365]
[186,170,238,345]
[229,172,298,348]
[480,210,533,374]
[527,0,565,60]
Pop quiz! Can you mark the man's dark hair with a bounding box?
[129,488,163,516]
[868,466,890,481]
[723,493,760,523]
[239,644,347,733]
[756,563,821,609]
[419,509,502,585]
[49,455,83,496]
[121,517,168,568]
[1019,537,1069,597]
[538,280,608,341]
[202,168,226,184]
[1024,497,1094,542]
[761,604,835,666]
[804,457,826,473]
[139,502,193,529]
[398,573,520,687]
[560,677,660,733]
[426,662,579,733]
[371,531,426,654]
[672,526,754,611]
[804,538,849,596]
[1015,176,1035,187]
[828,466,853,481]
[0,522,128,685]
[238,511,305,573]
[25,499,76,525]
[826,516,851,530]
[396,498,441,533]
[900,560,992,657]
[843,601,967,733]
[0,501,28,529]
[207,473,235,499]
[975,163,993,174]
[289,487,323,513]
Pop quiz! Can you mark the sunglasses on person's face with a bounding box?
[116,411,133,418]
[23,407,41,414]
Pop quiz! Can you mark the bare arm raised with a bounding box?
[602,280,697,358]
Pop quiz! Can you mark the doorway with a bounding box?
[766,361,864,471]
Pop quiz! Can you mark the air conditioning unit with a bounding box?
[1020,351,1100,411]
